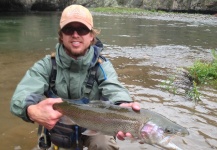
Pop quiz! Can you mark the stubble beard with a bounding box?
[64,47,87,58]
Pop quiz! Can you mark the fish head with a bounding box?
[139,122,176,149]
[140,121,186,150]
[150,118,189,137]
[140,109,189,137]
[139,121,189,145]
[161,124,189,137]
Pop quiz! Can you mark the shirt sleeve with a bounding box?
[10,55,51,122]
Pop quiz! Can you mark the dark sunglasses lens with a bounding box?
[61,27,72,35]
[77,27,90,35]
[62,27,90,35]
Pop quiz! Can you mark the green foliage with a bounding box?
[90,7,165,15]
[185,49,217,102]
[161,49,217,103]
[161,76,177,94]
[187,81,201,103]
[188,49,217,85]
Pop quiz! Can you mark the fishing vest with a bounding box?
[39,39,106,149]
[47,49,105,101]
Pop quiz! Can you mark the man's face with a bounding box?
[60,22,94,58]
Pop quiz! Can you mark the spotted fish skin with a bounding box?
[53,100,189,148]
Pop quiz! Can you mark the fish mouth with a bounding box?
[175,130,189,137]
[163,126,189,137]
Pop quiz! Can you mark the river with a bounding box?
[0,11,217,150]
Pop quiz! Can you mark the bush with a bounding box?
[188,49,217,86]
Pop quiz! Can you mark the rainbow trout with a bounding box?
[53,101,189,150]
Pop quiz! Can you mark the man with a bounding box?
[10,4,140,150]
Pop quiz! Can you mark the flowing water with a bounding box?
[0,11,217,150]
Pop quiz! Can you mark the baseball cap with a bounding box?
[60,5,93,30]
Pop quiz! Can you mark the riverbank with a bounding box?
[90,7,217,26]
[1,0,217,13]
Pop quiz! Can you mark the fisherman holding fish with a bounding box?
[10,4,141,150]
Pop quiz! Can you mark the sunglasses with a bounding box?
[61,26,91,36]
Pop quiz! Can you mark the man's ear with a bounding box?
[90,33,95,45]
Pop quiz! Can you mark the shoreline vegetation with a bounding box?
[90,7,217,26]
[189,50,217,88]
[90,7,161,15]
[90,7,217,17]
[161,50,217,103]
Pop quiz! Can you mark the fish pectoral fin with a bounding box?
[59,115,76,125]
[81,130,100,136]
[156,142,183,150]
[159,136,172,145]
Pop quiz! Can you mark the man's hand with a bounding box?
[27,98,63,130]
[116,102,140,140]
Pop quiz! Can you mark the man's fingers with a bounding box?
[120,102,140,111]
[117,131,125,140]
[119,103,131,107]
[126,132,133,138]
[132,102,140,111]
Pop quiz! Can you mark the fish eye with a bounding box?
[165,128,173,134]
